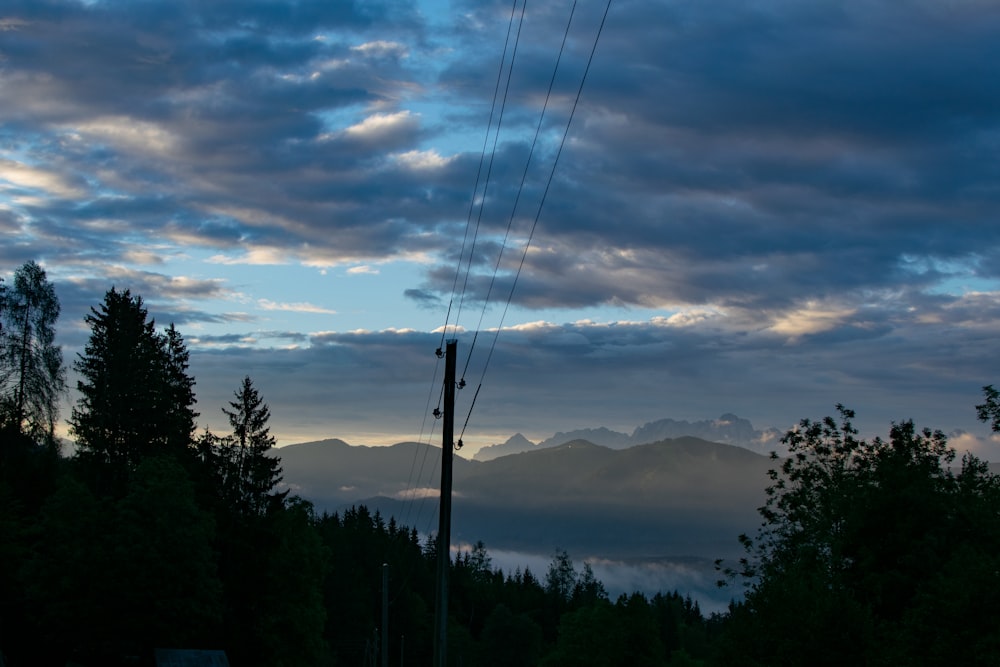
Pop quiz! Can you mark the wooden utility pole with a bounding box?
[433,339,457,667]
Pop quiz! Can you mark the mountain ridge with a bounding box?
[274,434,774,560]
[472,413,783,461]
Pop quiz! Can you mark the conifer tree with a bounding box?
[215,376,286,515]
[70,288,197,491]
[159,323,199,454]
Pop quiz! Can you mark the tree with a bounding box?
[718,405,1000,665]
[544,549,577,603]
[0,261,65,442]
[976,384,1000,433]
[212,376,286,516]
[70,288,198,493]
[158,323,199,454]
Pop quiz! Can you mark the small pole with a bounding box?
[433,339,457,667]
[382,563,389,667]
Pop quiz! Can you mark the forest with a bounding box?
[2,260,1000,666]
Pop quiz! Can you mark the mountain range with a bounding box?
[473,413,784,461]
[276,434,775,562]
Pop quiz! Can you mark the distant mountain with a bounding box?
[536,427,632,451]
[473,413,783,461]
[276,436,774,560]
[473,432,536,461]
[630,414,783,452]
[276,438,477,504]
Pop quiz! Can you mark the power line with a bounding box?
[461,0,581,382]
[403,1,525,531]
[439,0,525,349]
[459,0,613,442]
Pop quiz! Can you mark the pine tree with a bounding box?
[159,323,199,454]
[0,261,66,442]
[70,288,198,492]
[216,376,286,516]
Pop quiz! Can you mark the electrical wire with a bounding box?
[461,0,580,381]
[398,0,528,552]
[439,0,524,350]
[459,0,613,442]
[451,1,529,343]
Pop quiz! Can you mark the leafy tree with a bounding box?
[976,383,1000,432]
[0,260,65,442]
[70,288,197,493]
[717,405,1000,665]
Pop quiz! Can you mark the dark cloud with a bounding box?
[174,305,1000,450]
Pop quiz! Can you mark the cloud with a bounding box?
[351,40,409,59]
[257,299,337,315]
[768,300,858,339]
[394,487,439,500]
[395,149,455,170]
[948,431,1000,462]
[343,110,420,144]
[5,0,1000,461]
[346,265,379,275]
[0,159,85,199]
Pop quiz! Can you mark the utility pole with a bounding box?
[433,339,457,667]
[381,563,389,667]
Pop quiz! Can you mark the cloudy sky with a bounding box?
[3,0,1000,458]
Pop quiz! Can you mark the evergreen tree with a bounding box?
[70,288,197,493]
[0,260,65,442]
[214,376,286,516]
[159,323,199,454]
[545,549,577,603]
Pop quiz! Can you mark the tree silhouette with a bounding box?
[0,261,65,442]
[70,288,198,493]
[212,376,286,516]
[718,405,1000,665]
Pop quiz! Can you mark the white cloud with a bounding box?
[208,247,290,266]
[351,40,408,59]
[257,299,337,315]
[344,110,418,139]
[347,265,379,275]
[769,300,857,338]
[949,431,1000,463]
[72,116,177,156]
[394,149,455,170]
[0,159,84,199]
[393,487,439,500]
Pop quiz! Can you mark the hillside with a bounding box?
[276,435,774,560]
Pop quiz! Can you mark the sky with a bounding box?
[3,0,1000,458]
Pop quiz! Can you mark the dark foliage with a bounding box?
[714,403,1000,666]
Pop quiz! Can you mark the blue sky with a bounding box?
[3,0,1000,458]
